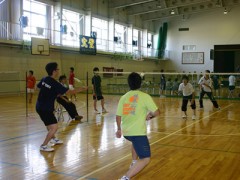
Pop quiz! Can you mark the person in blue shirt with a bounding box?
[36,62,87,152]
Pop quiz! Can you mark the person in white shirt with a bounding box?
[178,75,196,120]
[228,75,236,98]
[198,70,219,109]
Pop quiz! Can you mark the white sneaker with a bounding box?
[94,110,100,114]
[182,114,187,118]
[50,138,63,145]
[120,176,130,180]
[192,115,196,120]
[102,109,107,113]
[40,145,54,152]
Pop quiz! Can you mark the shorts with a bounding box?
[229,86,235,91]
[160,83,166,90]
[124,136,151,159]
[36,109,58,126]
[69,84,74,90]
[27,88,34,93]
[93,95,104,100]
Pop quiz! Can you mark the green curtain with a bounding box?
[157,22,168,59]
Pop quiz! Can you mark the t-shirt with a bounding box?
[36,76,68,111]
[116,90,158,136]
[92,75,102,96]
[27,75,36,89]
[198,76,212,92]
[178,83,194,96]
[160,74,166,85]
[69,72,75,85]
[229,75,236,86]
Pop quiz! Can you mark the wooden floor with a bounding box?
[0,94,240,180]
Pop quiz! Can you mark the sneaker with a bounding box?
[102,109,107,113]
[120,176,130,180]
[217,107,221,110]
[50,138,63,145]
[182,114,187,118]
[94,109,100,114]
[40,145,54,152]
[192,115,196,120]
[75,115,83,120]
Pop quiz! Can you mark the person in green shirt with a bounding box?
[116,72,160,180]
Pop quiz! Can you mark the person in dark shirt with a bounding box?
[159,69,166,97]
[56,75,83,121]
[36,62,87,152]
[92,67,107,113]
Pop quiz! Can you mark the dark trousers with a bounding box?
[182,94,196,111]
[199,90,219,108]
[56,96,79,119]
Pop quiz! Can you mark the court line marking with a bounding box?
[77,104,233,180]
[149,131,240,137]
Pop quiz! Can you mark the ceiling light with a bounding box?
[223,8,228,14]
[171,9,175,15]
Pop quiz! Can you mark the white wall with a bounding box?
[165,6,240,73]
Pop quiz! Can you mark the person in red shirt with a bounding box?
[69,67,77,101]
[27,70,36,103]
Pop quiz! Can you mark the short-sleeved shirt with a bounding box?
[172,81,179,91]
[27,75,36,89]
[178,83,194,96]
[198,76,212,92]
[36,76,68,111]
[160,74,166,85]
[116,90,158,136]
[212,75,220,89]
[92,75,102,96]
[69,72,75,85]
[229,75,236,86]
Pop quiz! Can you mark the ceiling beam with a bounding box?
[127,0,212,16]
[141,0,240,21]
[109,0,155,9]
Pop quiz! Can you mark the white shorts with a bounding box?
[27,88,34,93]
[69,84,74,90]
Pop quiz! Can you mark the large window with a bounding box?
[92,17,108,51]
[61,9,82,47]
[114,23,128,52]
[22,0,50,41]
[147,33,153,57]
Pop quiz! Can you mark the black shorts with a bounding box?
[229,86,235,90]
[36,109,57,126]
[93,95,104,100]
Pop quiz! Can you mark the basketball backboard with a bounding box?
[31,37,50,55]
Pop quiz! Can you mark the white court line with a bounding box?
[77,104,233,180]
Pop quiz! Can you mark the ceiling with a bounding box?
[109,0,240,22]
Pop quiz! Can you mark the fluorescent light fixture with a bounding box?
[171,9,175,15]
[223,8,228,14]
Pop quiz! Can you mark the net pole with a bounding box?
[26,71,28,117]
[86,71,89,123]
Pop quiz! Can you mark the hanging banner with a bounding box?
[79,35,97,55]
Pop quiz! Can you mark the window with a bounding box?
[22,0,50,41]
[114,23,128,52]
[62,9,81,47]
[132,29,142,58]
[147,33,153,57]
[92,17,108,51]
